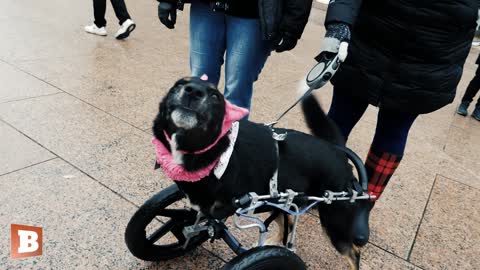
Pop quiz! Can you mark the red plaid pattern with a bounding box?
[365,148,402,201]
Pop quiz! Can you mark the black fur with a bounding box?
[153,77,362,265]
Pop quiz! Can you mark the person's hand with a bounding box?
[158,2,177,29]
[273,32,298,53]
[316,23,350,62]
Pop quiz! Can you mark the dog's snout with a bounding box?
[183,84,206,99]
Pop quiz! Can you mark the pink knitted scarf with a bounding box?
[152,100,248,182]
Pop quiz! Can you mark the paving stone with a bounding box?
[0,121,54,175]
[0,159,142,269]
[0,94,173,207]
[361,244,421,270]
[444,124,480,180]
[0,159,222,269]
[0,61,60,103]
[409,176,480,270]
[14,51,188,130]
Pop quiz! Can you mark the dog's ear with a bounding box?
[152,99,167,139]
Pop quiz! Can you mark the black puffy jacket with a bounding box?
[326,0,479,114]
[198,0,312,40]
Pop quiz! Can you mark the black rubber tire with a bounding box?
[125,184,209,261]
[221,246,307,270]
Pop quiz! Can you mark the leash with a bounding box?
[267,53,341,128]
[266,53,342,197]
[264,54,370,194]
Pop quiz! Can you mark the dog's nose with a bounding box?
[183,84,206,99]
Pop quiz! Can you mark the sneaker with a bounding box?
[115,19,136,40]
[473,107,480,121]
[456,101,470,116]
[84,24,107,36]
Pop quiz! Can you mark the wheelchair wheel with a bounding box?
[221,246,306,270]
[125,184,209,261]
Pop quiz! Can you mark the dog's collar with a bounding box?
[152,122,239,182]
[162,127,223,155]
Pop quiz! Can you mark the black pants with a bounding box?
[462,65,480,108]
[93,0,131,27]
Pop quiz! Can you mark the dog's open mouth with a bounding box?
[171,107,198,129]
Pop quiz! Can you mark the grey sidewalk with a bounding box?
[1,1,479,269]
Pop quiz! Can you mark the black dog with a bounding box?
[153,77,364,269]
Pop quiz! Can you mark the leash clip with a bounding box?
[272,132,287,141]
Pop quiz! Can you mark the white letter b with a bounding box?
[17,230,39,253]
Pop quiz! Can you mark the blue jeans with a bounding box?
[189,0,271,111]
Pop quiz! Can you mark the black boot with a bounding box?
[473,106,480,121]
[457,101,470,116]
[352,200,374,246]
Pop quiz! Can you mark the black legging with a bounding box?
[93,0,131,27]
[327,90,418,156]
[462,65,480,108]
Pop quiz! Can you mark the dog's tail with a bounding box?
[301,94,345,146]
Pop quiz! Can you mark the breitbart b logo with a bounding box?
[11,224,43,259]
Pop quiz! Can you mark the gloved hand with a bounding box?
[316,23,350,62]
[273,32,298,53]
[158,2,177,29]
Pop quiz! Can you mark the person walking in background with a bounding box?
[85,0,136,40]
[318,0,478,248]
[156,0,312,111]
[457,54,480,120]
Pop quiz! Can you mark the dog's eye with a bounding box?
[211,94,219,100]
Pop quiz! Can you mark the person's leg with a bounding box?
[109,0,131,25]
[473,96,480,120]
[327,89,369,140]
[470,67,480,120]
[224,15,271,111]
[190,1,226,87]
[461,65,480,104]
[353,107,418,246]
[366,109,418,200]
[93,0,107,28]
[458,67,480,116]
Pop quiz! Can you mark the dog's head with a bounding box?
[153,77,226,151]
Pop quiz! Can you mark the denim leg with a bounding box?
[224,16,271,111]
[189,1,226,86]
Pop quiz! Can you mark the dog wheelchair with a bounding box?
[124,145,374,270]
[125,55,375,269]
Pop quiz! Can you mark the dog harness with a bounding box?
[269,130,287,198]
[152,100,248,182]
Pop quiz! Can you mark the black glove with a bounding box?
[158,2,177,29]
[273,32,298,53]
[316,23,350,62]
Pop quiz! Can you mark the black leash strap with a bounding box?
[267,87,316,128]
